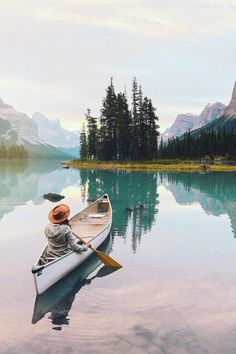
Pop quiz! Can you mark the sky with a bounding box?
[0,0,235,132]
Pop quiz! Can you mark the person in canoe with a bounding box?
[43,204,90,262]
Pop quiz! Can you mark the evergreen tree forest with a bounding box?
[159,128,236,159]
[0,143,29,159]
[80,78,159,161]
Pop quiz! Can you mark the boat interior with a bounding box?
[69,196,111,242]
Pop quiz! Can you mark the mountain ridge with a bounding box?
[191,82,236,136]
[162,102,226,142]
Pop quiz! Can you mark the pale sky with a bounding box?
[0,0,235,132]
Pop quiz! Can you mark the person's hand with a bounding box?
[82,242,91,251]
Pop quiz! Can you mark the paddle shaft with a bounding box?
[72,232,96,251]
[72,232,122,269]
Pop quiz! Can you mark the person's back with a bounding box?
[44,204,89,262]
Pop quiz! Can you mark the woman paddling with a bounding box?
[43,204,90,262]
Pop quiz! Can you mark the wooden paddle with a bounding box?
[72,232,122,269]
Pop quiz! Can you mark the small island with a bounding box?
[65,79,236,173]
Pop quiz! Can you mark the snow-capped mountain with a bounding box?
[162,102,226,142]
[0,98,76,159]
[32,112,79,149]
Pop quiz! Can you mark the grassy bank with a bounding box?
[63,160,236,172]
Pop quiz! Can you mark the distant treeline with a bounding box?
[159,128,236,159]
[0,143,29,159]
[80,78,159,161]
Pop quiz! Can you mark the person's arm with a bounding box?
[65,227,88,252]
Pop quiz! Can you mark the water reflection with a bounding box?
[80,170,159,252]
[32,236,116,330]
[160,172,236,237]
[0,161,235,245]
[0,162,159,252]
[0,160,79,221]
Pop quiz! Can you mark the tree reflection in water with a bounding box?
[80,169,159,252]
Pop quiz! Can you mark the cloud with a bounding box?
[4,0,236,40]
[0,0,235,132]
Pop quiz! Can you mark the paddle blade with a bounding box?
[94,249,122,269]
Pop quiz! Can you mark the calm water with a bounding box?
[0,160,236,354]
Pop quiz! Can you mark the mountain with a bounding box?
[32,113,80,157]
[194,102,226,129]
[191,82,236,136]
[162,113,198,142]
[0,98,38,141]
[0,98,75,159]
[224,82,236,117]
[162,102,225,141]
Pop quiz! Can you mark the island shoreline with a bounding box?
[62,160,236,172]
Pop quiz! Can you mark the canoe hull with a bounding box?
[33,220,111,294]
[32,235,112,324]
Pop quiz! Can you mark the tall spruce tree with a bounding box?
[117,92,131,160]
[131,77,140,160]
[100,78,118,160]
[140,95,149,159]
[85,108,98,159]
[147,98,159,159]
[80,123,87,159]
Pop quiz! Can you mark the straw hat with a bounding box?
[48,204,70,223]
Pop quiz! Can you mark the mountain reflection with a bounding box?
[159,172,236,237]
[0,160,79,221]
[79,170,159,252]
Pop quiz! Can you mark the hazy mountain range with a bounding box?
[0,98,80,159]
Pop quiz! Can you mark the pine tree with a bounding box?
[79,77,160,161]
[160,127,236,159]
[146,98,159,159]
[100,78,118,160]
[131,77,140,160]
[117,92,131,160]
[85,108,98,159]
[80,123,87,159]
[158,137,164,159]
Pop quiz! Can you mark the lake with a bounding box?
[0,160,236,354]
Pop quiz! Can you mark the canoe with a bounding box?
[32,194,112,294]
[32,235,113,325]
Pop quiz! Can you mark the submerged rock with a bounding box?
[43,193,65,202]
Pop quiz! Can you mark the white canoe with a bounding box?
[32,194,112,294]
